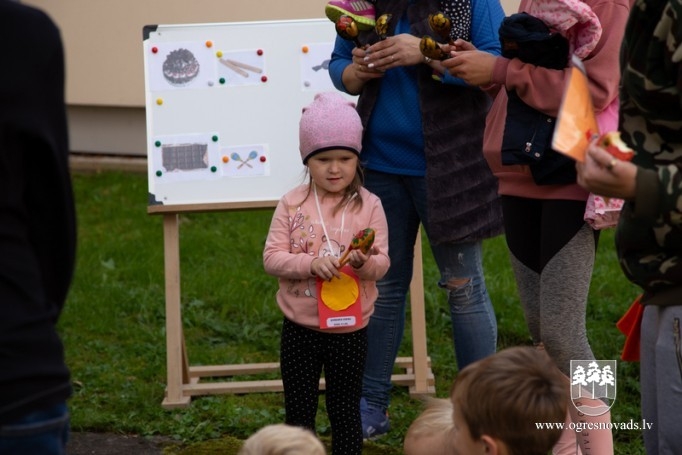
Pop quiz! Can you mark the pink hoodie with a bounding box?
[263,185,390,333]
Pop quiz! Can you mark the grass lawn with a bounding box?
[61,170,645,454]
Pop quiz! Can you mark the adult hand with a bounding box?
[341,45,386,94]
[576,140,638,200]
[449,38,477,52]
[362,33,424,72]
[442,49,496,86]
[350,45,386,81]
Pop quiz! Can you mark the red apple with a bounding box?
[599,131,635,161]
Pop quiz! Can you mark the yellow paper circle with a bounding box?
[320,272,359,311]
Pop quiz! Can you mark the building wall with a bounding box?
[23,0,519,157]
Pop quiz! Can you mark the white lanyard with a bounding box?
[313,183,356,258]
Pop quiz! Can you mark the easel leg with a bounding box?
[409,228,435,396]
[162,213,191,408]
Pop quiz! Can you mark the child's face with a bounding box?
[307,149,358,196]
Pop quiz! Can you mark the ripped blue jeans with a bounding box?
[362,170,497,411]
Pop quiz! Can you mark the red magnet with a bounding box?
[261,75,268,83]
[151,46,158,53]
[257,49,263,56]
[259,156,267,163]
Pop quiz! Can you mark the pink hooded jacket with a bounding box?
[263,185,390,333]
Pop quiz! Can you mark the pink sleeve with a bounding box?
[263,197,316,280]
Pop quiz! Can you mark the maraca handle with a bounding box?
[338,247,353,267]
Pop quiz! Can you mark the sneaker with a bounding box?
[325,0,376,30]
[360,397,390,439]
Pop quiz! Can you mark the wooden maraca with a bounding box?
[375,13,392,40]
[335,15,362,48]
[419,11,453,61]
[338,228,376,267]
[419,36,449,61]
[428,12,454,44]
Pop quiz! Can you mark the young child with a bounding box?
[263,91,390,455]
[403,397,455,455]
[450,346,567,455]
[238,424,326,455]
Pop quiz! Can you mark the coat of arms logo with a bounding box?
[570,360,617,416]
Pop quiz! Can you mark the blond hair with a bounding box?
[238,424,326,455]
[404,397,455,455]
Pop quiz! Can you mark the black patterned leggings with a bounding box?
[280,317,367,455]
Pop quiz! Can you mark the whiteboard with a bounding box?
[143,19,353,209]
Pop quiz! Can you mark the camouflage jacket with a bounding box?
[616,0,682,305]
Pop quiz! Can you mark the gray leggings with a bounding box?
[502,196,598,375]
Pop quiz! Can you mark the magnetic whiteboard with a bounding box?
[143,18,352,209]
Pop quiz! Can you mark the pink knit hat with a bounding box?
[299,92,363,164]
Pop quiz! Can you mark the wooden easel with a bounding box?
[149,202,435,409]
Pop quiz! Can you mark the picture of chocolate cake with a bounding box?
[162,48,200,86]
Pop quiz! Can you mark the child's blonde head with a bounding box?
[404,397,455,455]
[238,424,326,455]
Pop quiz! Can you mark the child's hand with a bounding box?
[348,246,379,269]
[311,256,342,281]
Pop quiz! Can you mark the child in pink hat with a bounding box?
[263,92,390,455]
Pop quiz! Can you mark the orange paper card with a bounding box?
[552,56,598,162]
[317,265,362,329]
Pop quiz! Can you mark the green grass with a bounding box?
[62,170,644,454]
